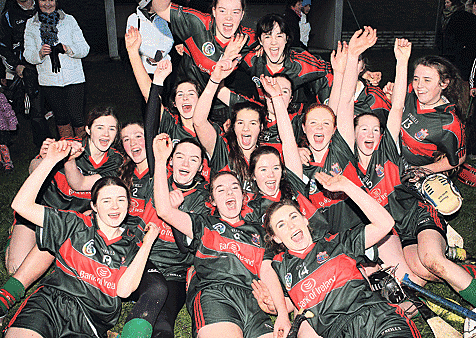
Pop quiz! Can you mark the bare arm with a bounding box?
[152,0,172,22]
[327,41,348,113]
[193,53,240,157]
[261,75,303,179]
[338,27,378,149]
[125,27,153,101]
[117,222,160,298]
[314,172,394,249]
[387,39,411,143]
[153,134,193,238]
[12,141,72,226]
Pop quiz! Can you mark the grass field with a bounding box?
[0,11,475,337]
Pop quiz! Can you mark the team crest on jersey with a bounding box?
[316,251,329,264]
[415,129,429,141]
[375,164,384,178]
[331,163,343,175]
[212,223,226,234]
[202,42,215,56]
[82,240,96,257]
[252,76,261,87]
[251,234,260,246]
[285,273,292,290]
[309,179,318,194]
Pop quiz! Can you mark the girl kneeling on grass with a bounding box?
[263,173,420,338]
[6,140,159,338]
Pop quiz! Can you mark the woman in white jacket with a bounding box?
[24,0,89,138]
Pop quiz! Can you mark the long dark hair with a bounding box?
[256,14,292,59]
[168,79,203,118]
[170,137,207,182]
[413,55,465,117]
[225,101,267,183]
[249,146,294,200]
[86,106,120,145]
[118,122,144,190]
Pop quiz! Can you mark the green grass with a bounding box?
[0,46,475,338]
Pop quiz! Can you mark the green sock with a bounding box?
[459,279,476,307]
[121,318,152,338]
[0,277,25,314]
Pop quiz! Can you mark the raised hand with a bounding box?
[382,82,394,101]
[210,54,240,83]
[223,33,248,60]
[362,71,382,86]
[314,171,351,192]
[125,26,142,52]
[153,59,173,84]
[394,38,412,62]
[153,133,173,163]
[169,189,184,209]
[143,222,160,245]
[39,138,56,159]
[67,140,85,160]
[348,26,377,57]
[260,75,281,98]
[45,140,72,163]
[330,41,348,74]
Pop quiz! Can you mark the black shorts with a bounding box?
[6,286,106,338]
[330,302,419,338]
[398,201,448,248]
[187,283,273,338]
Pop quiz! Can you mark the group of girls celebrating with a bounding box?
[1,0,473,337]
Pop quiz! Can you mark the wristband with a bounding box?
[209,78,220,85]
[271,93,283,99]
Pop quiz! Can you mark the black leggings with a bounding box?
[125,261,168,338]
[153,280,187,338]
[41,83,85,127]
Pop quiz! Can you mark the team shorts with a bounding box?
[398,201,448,248]
[187,283,273,338]
[329,302,419,338]
[6,286,108,338]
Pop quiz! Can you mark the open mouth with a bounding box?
[364,140,374,150]
[265,180,277,190]
[241,134,252,147]
[108,212,121,221]
[178,169,190,176]
[291,229,303,242]
[313,134,324,144]
[225,198,237,210]
[182,104,193,114]
[99,138,110,147]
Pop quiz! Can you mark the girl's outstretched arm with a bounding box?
[12,141,72,226]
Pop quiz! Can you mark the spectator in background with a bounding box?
[0,0,51,149]
[299,0,311,47]
[283,0,306,49]
[126,0,174,75]
[23,0,90,139]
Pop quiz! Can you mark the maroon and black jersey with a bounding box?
[169,3,255,89]
[129,168,152,217]
[160,107,198,145]
[141,175,210,282]
[242,49,331,105]
[271,223,386,337]
[187,214,266,292]
[41,139,124,212]
[354,84,391,125]
[36,208,144,334]
[259,111,303,155]
[401,88,465,167]
[302,130,367,233]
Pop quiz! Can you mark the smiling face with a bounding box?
[175,82,199,121]
[121,124,146,166]
[303,107,336,154]
[87,115,118,153]
[39,0,56,13]
[355,114,381,159]
[265,76,292,117]
[260,22,287,64]
[413,64,447,107]
[270,204,312,253]
[211,173,243,223]
[171,142,203,185]
[91,185,129,229]
[253,153,282,197]
[212,0,244,44]
[234,108,262,152]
